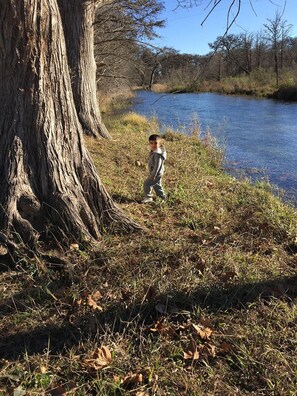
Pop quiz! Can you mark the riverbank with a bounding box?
[151,76,297,102]
[1,113,296,395]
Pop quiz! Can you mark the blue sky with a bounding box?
[151,0,297,55]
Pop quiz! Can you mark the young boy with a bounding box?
[142,134,167,203]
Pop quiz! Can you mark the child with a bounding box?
[142,134,167,203]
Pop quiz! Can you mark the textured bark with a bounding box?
[0,0,138,248]
[58,0,111,139]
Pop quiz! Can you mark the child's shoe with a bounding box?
[141,197,153,203]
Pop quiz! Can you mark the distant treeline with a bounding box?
[94,4,297,103]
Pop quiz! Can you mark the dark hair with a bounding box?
[148,134,161,141]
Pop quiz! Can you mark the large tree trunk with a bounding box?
[0,0,138,249]
[58,0,111,139]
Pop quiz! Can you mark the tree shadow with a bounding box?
[0,254,16,273]
[111,193,139,204]
[0,274,296,359]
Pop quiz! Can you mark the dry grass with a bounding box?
[0,113,296,395]
[151,84,168,93]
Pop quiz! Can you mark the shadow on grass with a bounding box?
[111,193,139,204]
[0,274,296,359]
[0,254,16,273]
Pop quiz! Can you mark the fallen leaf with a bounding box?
[77,290,103,310]
[198,343,217,359]
[83,346,112,370]
[192,324,213,340]
[0,245,8,255]
[149,320,175,336]
[149,320,164,332]
[207,344,217,358]
[121,372,143,386]
[183,339,199,360]
[70,243,79,251]
[136,392,149,396]
[92,290,102,300]
[87,295,103,311]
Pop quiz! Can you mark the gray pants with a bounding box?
[144,176,166,198]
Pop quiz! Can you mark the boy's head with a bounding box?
[148,134,161,150]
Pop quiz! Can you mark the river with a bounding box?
[130,90,297,204]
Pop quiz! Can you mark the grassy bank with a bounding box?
[1,113,297,395]
[152,70,297,101]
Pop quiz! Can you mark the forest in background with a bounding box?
[95,2,297,104]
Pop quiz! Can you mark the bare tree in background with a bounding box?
[94,0,165,100]
[176,0,245,31]
[209,34,254,76]
[264,12,292,86]
[176,0,289,39]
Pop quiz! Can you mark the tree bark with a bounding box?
[0,0,138,249]
[58,0,111,139]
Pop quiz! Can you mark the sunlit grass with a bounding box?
[1,113,297,395]
[120,112,149,129]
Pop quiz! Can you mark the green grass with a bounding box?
[0,113,296,395]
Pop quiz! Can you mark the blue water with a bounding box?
[131,90,297,202]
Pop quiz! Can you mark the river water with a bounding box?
[130,90,297,203]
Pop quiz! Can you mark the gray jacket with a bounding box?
[148,147,167,180]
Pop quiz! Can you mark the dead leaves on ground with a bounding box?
[81,346,112,370]
[147,316,232,363]
[183,339,217,361]
[80,348,144,386]
[76,290,103,311]
[120,372,143,387]
[113,372,151,395]
[183,338,200,360]
[81,351,147,393]
[0,245,8,255]
[192,323,213,340]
